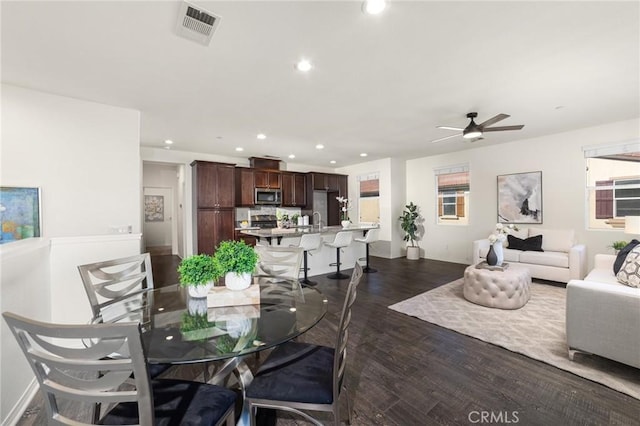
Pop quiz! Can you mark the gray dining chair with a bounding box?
[2,311,236,426]
[254,246,304,282]
[78,253,155,319]
[245,262,364,425]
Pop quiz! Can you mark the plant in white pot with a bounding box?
[177,254,223,298]
[214,240,259,290]
[399,202,421,260]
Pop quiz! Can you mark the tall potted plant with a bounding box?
[213,240,259,290]
[177,254,223,298]
[399,202,420,260]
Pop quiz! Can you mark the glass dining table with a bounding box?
[93,276,328,423]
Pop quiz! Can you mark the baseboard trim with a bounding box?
[2,379,38,426]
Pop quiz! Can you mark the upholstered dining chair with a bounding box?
[2,312,236,426]
[245,262,364,425]
[78,253,154,319]
[254,246,304,282]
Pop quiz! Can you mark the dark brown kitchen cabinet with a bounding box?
[197,210,235,255]
[281,172,306,207]
[191,161,236,255]
[309,172,340,192]
[338,174,348,197]
[235,167,255,207]
[254,170,281,189]
[192,161,235,208]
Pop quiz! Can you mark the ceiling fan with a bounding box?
[431,112,524,143]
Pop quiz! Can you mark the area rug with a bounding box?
[388,278,640,400]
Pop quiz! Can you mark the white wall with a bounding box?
[337,157,406,258]
[2,84,141,237]
[406,118,639,268]
[1,85,143,424]
[143,163,181,254]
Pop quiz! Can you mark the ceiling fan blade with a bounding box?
[478,113,510,128]
[468,137,485,143]
[437,126,464,131]
[482,125,525,132]
[431,133,462,143]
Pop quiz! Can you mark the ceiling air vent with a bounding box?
[175,1,221,46]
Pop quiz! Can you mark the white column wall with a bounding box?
[406,118,638,268]
[1,85,142,424]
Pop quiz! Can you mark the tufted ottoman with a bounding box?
[463,265,531,309]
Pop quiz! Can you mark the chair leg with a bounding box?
[362,243,377,273]
[328,248,349,280]
[299,250,317,286]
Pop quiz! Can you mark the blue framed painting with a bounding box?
[0,187,42,244]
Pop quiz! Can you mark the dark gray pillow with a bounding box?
[507,234,544,252]
[614,239,640,274]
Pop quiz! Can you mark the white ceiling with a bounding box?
[2,1,639,167]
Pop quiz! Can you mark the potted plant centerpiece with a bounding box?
[399,202,421,260]
[337,196,351,228]
[177,254,223,298]
[213,240,259,290]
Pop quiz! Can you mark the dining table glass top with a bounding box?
[94,277,328,364]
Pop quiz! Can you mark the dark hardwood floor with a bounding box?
[17,255,640,425]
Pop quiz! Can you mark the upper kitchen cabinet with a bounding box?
[235,167,255,207]
[309,172,345,192]
[338,174,348,197]
[281,172,306,207]
[254,170,281,189]
[191,161,235,208]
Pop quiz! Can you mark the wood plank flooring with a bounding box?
[16,255,640,425]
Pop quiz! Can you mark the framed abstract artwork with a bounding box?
[497,171,542,224]
[0,186,42,244]
[144,195,164,222]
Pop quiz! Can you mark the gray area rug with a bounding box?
[389,278,640,400]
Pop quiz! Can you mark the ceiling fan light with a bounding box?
[463,130,482,139]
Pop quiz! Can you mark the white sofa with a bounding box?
[472,228,587,283]
[566,254,640,369]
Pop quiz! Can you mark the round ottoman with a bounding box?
[463,265,531,309]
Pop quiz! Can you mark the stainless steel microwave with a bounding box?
[255,188,281,205]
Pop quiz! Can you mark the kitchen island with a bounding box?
[240,224,378,277]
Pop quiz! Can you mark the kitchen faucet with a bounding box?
[312,211,322,230]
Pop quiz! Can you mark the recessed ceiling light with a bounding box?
[330,160,337,164]
[164,139,173,145]
[257,133,266,140]
[360,153,368,157]
[164,146,171,150]
[363,0,386,15]
[288,154,295,159]
[235,147,244,152]
[296,59,312,72]
[315,144,324,150]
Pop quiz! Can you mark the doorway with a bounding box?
[142,162,185,257]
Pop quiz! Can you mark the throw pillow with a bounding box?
[613,239,639,274]
[616,245,640,288]
[507,234,544,252]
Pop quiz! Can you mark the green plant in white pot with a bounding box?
[399,202,421,260]
[177,254,223,298]
[214,240,259,290]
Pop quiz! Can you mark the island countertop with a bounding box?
[240,224,378,241]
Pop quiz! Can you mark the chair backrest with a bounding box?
[255,246,304,281]
[298,233,322,252]
[330,231,353,248]
[78,253,154,318]
[2,312,154,425]
[332,263,363,400]
[361,228,380,243]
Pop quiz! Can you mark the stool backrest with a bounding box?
[298,233,322,251]
[361,228,380,243]
[331,231,353,248]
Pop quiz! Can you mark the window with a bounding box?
[585,141,640,229]
[435,165,469,225]
[358,173,379,224]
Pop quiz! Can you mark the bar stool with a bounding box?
[324,231,353,280]
[292,233,323,286]
[354,228,380,273]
